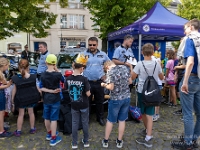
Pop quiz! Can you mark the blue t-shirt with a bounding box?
[184,38,198,74]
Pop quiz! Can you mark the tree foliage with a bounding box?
[177,0,200,20]
[171,41,181,51]
[0,0,68,40]
[81,0,170,39]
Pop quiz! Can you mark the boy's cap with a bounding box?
[75,53,88,65]
[46,54,57,64]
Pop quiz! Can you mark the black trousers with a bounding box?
[89,80,104,120]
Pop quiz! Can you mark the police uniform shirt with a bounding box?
[112,45,134,63]
[37,51,49,74]
[83,49,110,81]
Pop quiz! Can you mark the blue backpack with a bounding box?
[129,106,142,121]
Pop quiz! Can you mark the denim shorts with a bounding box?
[43,101,60,121]
[137,93,155,116]
[0,90,6,111]
[107,98,130,123]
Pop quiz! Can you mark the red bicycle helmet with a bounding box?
[65,70,73,77]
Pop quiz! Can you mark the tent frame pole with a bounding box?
[138,34,142,61]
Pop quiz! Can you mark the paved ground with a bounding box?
[0,93,197,150]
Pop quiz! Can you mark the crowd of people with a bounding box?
[0,18,200,150]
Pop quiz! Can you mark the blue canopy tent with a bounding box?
[107,2,188,60]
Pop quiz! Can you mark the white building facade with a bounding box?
[30,0,101,54]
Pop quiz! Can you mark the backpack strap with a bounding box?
[142,61,149,76]
[152,61,157,75]
[142,61,157,76]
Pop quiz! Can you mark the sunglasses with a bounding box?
[88,44,96,46]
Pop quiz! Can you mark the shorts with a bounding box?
[167,80,176,86]
[107,98,130,123]
[19,104,36,109]
[43,101,60,121]
[0,90,6,111]
[137,93,155,116]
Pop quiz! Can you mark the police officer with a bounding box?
[37,42,49,81]
[112,34,134,68]
[83,37,110,126]
[112,34,135,91]
[35,42,49,117]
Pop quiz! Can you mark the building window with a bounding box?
[61,14,85,29]
[61,15,67,28]
[68,41,78,47]
[68,0,84,9]
[69,15,78,29]
[79,15,84,29]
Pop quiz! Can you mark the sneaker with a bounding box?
[140,129,147,137]
[164,101,172,105]
[0,131,13,138]
[173,109,182,115]
[102,139,108,148]
[29,128,36,134]
[179,135,199,148]
[116,139,123,148]
[82,139,90,148]
[152,115,158,122]
[71,143,78,149]
[193,140,199,148]
[136,137,153,148]
[156,114,160,119]
[171,140,193,149]
[169,103,177,108]
[46,131,59,140]
[4,122,10,131]
[50,136,62,146]
[14,130,21,137]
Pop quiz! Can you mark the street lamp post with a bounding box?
[60,20,63,51]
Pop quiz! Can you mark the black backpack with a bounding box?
[141,61,162,106]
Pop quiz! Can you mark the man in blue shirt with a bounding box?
[83,37,110,126]
[37,42,50,80]
[112,34,134,68]
[35,42,50,117]
[172,19,200,149]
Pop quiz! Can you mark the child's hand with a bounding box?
[6,80,12,87]
[53,88,61,93]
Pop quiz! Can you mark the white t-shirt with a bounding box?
[133,60,162,93]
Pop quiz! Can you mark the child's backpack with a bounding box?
[129,106,142,122]
[141,61,162,106]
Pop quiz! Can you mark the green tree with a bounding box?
[0,0,68,40]
[81,0,170,51]
[171,41,180,51]
[177,0,200,20]
[171,0,200,51]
